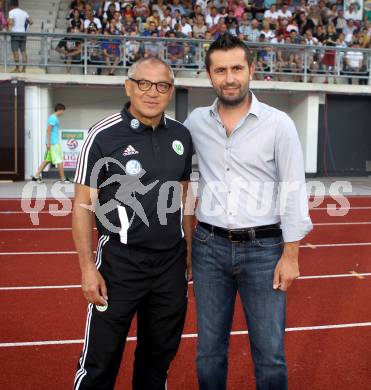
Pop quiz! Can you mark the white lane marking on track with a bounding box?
[0,285,81,291]
[3,241,371,256]
[1,273,370,291]
[2,322,371,347]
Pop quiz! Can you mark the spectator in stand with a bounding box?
[107,11,124,34]
[343,18,357,44]
[123,13,137,33]
[264,4,279,22]
[248,0,265,20]
[170,0,186,16]
[333,9,347,33]
[144,31,164,58]
[344,42,367,85]
[298,11,315,35]
[225,9,238,28]
[278,3,292,19]
[205,6,222,29]
[314,24,327,43]
[256,34,275,80]
[290,29,302,44]
[84,4,102,32]
[151,0,165,19]
[7,0,33,73]
[238,13,250,37]
[104,1,120,13]
[171,9,182,28]
[245,18,261,41]
[147,9,161,27]
[133,0,150,23]
[69,8,84,31]
[125,30,141,65]
[307,5,323,28]
[213,21,228,39]
[276,36,299,80]
[233,0,246,22]
[158,19,171,36]
[142,20,158,36]
[180,15,193,36]
[102,2,116,30]
[287,18,299,33]
[122,3,134,19]
[68,0,85,19]
[102,29,122,75]
[0,0,7,31]
[86,26,104,75]
[261,19,275,40]
[56,26,83,73]
[193,14,207,38]
[167,30,184,67]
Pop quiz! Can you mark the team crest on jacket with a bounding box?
[172,140,184,155]
[130,119,140,129]
[125,159,142,175]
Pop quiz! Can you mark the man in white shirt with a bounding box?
[264,4,279,21]
[184,33,312,390]
[277,3,292,19]
[7,0,32,73]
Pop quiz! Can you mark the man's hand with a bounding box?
[273,241,300,291]
[81,263,108,305]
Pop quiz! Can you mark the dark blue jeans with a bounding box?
[192,224,288,390]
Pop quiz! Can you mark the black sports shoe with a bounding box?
[31,176,43,184]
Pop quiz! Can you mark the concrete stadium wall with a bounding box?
[24,84,321,178]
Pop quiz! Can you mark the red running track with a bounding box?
[1,196,371,389]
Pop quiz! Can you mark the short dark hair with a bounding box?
[205,33,253,72]
[55,103,66,112]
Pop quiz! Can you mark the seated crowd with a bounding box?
[55,0,370,82]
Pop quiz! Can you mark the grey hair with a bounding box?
[127,57,175,81]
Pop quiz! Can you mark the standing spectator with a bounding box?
[7,0,33,73]
[314,24,327,43]
[32,103,70,184]
[56,26,83,73]
[233,0,246,22]
[248,0,266,20]
[224,9,238,28]
[68,0,85,19]
[213,21,228,39]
